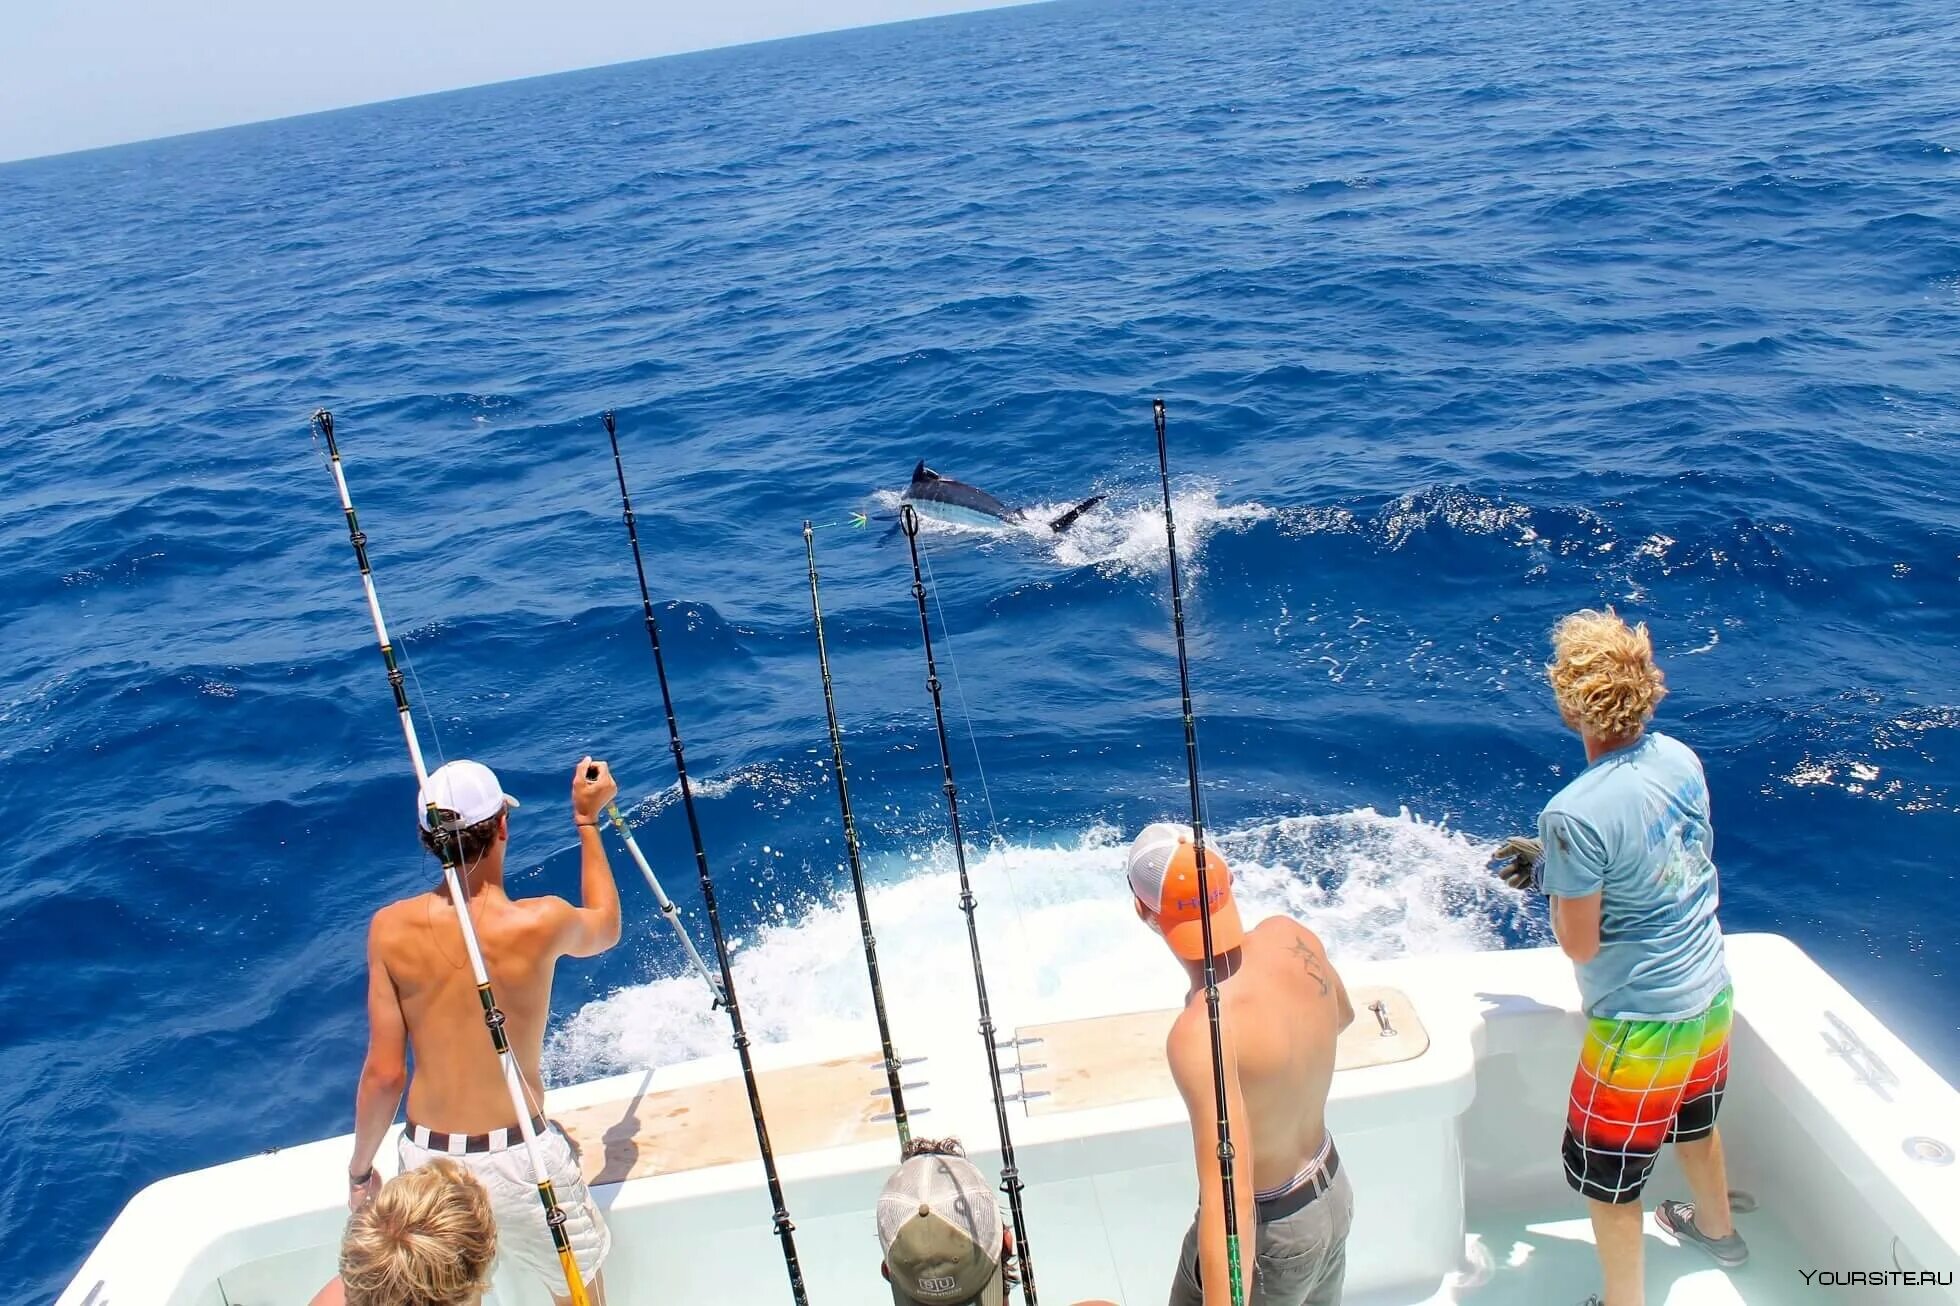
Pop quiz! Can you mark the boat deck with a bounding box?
[557,1186,1804,1305]
[216,1189,1804,1305]
[1379,1202,1807,1306]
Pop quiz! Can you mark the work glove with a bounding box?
[1490,836,1544,893]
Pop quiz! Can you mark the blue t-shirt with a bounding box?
[1539,731,1729,1021]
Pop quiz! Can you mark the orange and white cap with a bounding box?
[1126,822,1243,961]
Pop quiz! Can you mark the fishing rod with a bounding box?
[803,520,911,1150]
[898,503,1038,1305]
[1153,398,1245,1306]
[310,410,594,1306]
[602,796,724,1006]
[602,410,807,1306]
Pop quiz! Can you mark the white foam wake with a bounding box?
[544,807,1539,1083]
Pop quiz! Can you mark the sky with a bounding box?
[0,0,1044,163]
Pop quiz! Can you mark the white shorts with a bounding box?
[398,1120,611,1296]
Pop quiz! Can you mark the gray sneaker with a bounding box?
[1656,1199,1750,1267]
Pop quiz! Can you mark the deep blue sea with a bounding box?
[3,0,1958,1298]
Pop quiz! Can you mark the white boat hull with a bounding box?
[60,934,1960,1305]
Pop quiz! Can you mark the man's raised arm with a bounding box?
[553,756,622,958]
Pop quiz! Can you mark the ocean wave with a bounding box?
[6,0,1960,1295]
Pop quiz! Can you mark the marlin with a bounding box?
[901,461,1107,533]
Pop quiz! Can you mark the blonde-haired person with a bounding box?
[1492,609,1744,1306]
[308,1159,496,1306]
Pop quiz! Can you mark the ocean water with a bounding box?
[3,0,1957,1297]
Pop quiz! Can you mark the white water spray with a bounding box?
[546,807,1540,1082]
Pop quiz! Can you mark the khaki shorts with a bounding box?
[398,1120,611,1295]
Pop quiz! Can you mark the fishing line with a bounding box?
[1152,398,1245,1306]
[914,537,1038,972]
[803,520,912,1150]
[915,542,1003,843]
[603,409,808,1306]
[899,503,1039,1306]
[310,410,594,1306]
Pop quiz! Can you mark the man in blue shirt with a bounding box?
[1493,610,1747,1306]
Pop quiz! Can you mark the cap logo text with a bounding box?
[918,1274,957,1293]
[1173,887,1227,913]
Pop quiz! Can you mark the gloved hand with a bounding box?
[1490,836,1544,893]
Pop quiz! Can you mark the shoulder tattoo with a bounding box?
[1287,936,1330,997]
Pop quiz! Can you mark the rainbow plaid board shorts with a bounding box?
[1562,985,1733,1203]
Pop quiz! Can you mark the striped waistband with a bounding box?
[404,1115,547,1155]
[1255,1134,1340,1222]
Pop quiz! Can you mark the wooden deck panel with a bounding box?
[556,988,1426,1181]
[556,1054,895,1186]
[1018,985,1428,1115]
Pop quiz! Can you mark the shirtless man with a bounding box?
[346,757,623,1306]
[1128,823,1355,1306]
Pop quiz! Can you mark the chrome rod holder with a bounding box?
[1823,1010,1898,1102]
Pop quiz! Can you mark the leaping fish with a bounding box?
[900,461,1107,533]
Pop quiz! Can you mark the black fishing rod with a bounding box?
[312,410,594,1306]
[1153,398,1245,1306]
[803,521,912,1150]
[898,504,1038,1305]
[603,410,807,1306]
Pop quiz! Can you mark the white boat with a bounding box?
[59,932,1959,1305]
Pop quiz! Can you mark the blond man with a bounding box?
[310,1160,497,1306]
[1495,610,1745,1306]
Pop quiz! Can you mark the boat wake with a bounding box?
[544,806,1540,1083]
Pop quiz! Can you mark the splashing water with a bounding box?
[544,807,1539,1083]
[872,482,1271,584]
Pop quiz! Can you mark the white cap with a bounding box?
[417,759,520,830]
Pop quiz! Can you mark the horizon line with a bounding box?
[0,0,1050,169]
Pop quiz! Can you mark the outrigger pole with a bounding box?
[1152,398,1245,1306]
[803,521,912,1150]
[602,797,724,1006]
[310,410,593,1306]
[899,504,1039,1305]
[602,410,808,1306]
